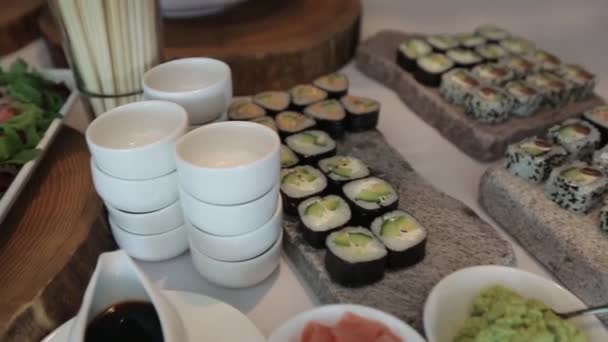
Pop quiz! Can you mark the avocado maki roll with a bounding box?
[281,144,299,168]
[318,155,371,190]
[325,227,387,287]
[499,37,535,55]
[414,53,454,87]
[340,95,380,132]
[505,80,542,117]
[313,73,349,99]
[505,137,567,183]
[342,177,399,226]
[528,50,561,72]
[281,165,328,215]
[475,44,508,62]
[289,84,328,111]
[446,48,483,69]
[544,162,608,214]
[228,98,266,121]
[556,64,596,101]
[439,68,480,105]
[546,119,600,161]
[583,106,608,145]
[251,116,277,132]
[275,111,316,139]
[455,33,486,49]
[298,195,352,248]
[304,99,346,138]
[500,55,535,79]
[426,34,459,53]
[526,72,570,108]
[592,144,608,174]
[370,210,427,269]
[471,63,514,86]
[599,205,608,232]
[465,86,513,124]
[285,130,337,165]
[475,24,510,42]
[396,38,432,72]
[253,91,291,116]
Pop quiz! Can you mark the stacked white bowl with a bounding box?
[86,101,190,262]
[175,121,282,288]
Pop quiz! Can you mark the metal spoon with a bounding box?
[554,304,608,319]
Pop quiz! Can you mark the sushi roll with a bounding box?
[599,205,608,232]
[475,44,508,62]
[414,53,454,87]
[281,144,299,168]
[250,116,277,132]
[325,227,387,287]
[297,195,351,248]
[446,48,483,69]
[396,38,432,72]
[528,50,561,72]
[544,161,608,214]
[285,130,337,165]
[505,137,567,183]
[289,84,328,112]
[583,106,608,145]
[474,24,510,42]
[275,111,316,139]
[526,72,570,108]
[505,80,542,117]
[455,33,486,49]
[318,155,371,190]
[340,95,380,132]
[253,91,291,116]
[426,34,459,53]
[592,144,608,174]
[499,37,535,55]
[556,64,596,101]
[439,68,481,105]
[546,119,600,160]
[228,98,266,121]
[313,73,349,99]
[471,63,514,86]
[370,210,427,269]
[499,55,535,79]
[281,165,328,215]
[304,99,346,138]
[465,86,513,124]
[342,177,399,226]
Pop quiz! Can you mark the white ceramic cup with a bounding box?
[143,58,232,125]
[86,100,188,180]
[109,217,188,262]
[105,200,184,235]
[91,159,179,213]
[175,121,280,205]
[187,199,282,261]
[190,229,282,288]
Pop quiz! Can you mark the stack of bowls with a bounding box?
[175,121,282,288]
[86,101,190,262]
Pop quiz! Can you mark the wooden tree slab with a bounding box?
[0,127,116,342]
[0,0,44,55]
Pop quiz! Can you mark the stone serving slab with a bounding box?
[355,30,604,162]
[282,129,516,332]
[480,165,608,324]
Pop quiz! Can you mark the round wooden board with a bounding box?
[0,127,116,342]
[0,0,45,55]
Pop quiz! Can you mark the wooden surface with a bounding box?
[282,129,516,332]
[0,0,44,55]
[39,0,361,95]
[0,127,116,342]
[356,30,605,162]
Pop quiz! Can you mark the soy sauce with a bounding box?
[85,301,163,342]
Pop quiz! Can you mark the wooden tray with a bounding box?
[282,129,516,332]
[355,30,604,162]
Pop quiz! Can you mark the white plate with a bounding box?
[268,304,426,342]
[42,289,265,341]
[424,265,608,342]
[0,69,78,224]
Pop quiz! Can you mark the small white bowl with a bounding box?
[109,217,188,262]
[189,229,282,288]
[180,183,279,236]
[268,304,425,342]
[175,121,280,205]
[424,265,608,342]
[91,158,178,213]
[86,100,188,180]
[105,200,184,235]
[143,58,232,125]
[187,199,282,261]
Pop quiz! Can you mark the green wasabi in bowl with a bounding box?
[454,285,587,342]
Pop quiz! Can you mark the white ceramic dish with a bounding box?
[424,265,608,342]
[86,100,188,180]
[143,58,232,125]
[190,229,282,288]
[42,290,265,342]
[0,69,78,225]
[91,158,179,213]
[187,199,282,261]
[268,304,426,342]
[105,200,184,235]
[109,217,188,262]
[180,183,279,236]
[175,121,280,205]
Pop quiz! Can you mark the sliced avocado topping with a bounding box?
[562,167,601,185]
[558,124,590,141]
[297,132,327,147]
[280,146,298,167]
[520,139,551,157]
[333,167,353,177]
[320,197,339,211]
[355,182,391,203]
[281,168,316,185]
[305,201,326,217]
[349,232,371,246]
[380,216,417,237]
[332,231,372,247]
[333,232,351,247]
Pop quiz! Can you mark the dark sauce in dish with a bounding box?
[85,301,163,342]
